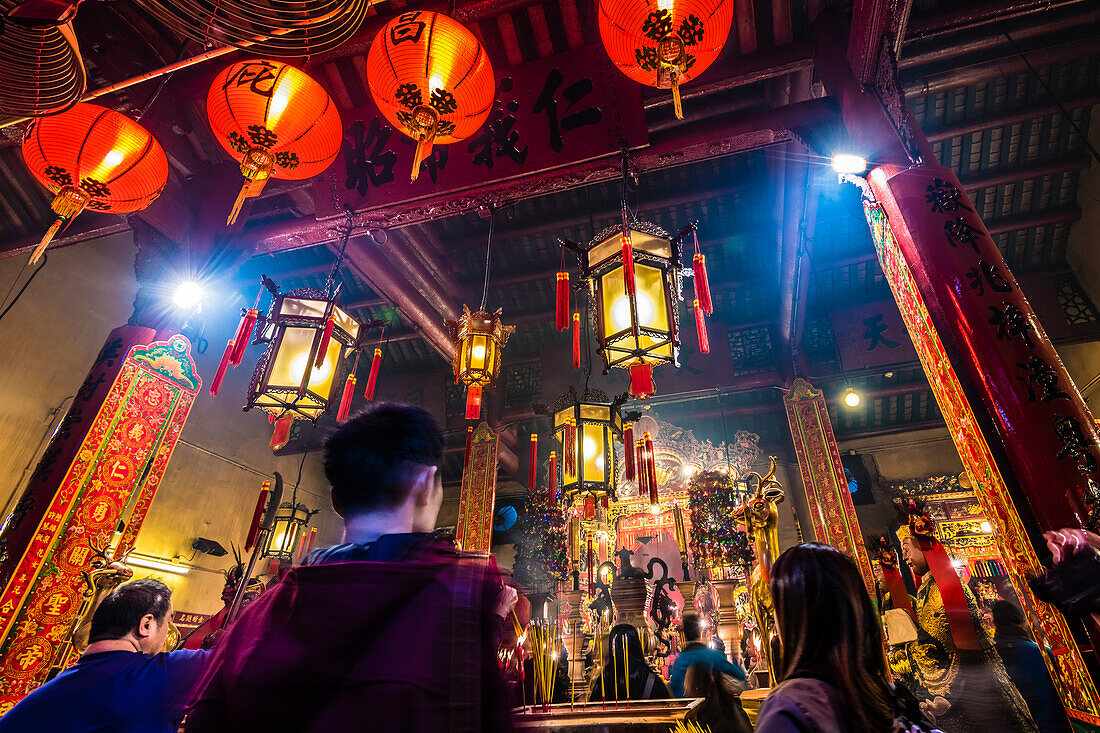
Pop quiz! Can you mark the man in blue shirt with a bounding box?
[670,613,746,697]
[0,578,208,732]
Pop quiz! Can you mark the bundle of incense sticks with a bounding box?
[672,720,712,733]
[529,622,558,710]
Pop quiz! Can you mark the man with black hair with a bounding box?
[0,578,207,732]
[186,403,518,732]
[669,613,746,697]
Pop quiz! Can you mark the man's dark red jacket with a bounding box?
[184,537,514,732]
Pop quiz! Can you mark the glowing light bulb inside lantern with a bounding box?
[471,344,487,365]
[104,149,124,167]
[611,291,655,331]
[980,520,992,533]
[650,503,661,515]
[657,0,674,10]
[268,80,292,126]
[428,75,445,93]
[582,435,604,471]
[290,350,332,386]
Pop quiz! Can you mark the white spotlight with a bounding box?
[831,154,868,175]
[843,387,861,408]
[172,281,203,310]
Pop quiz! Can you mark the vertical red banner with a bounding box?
[0,335,199,713]
[455,422,500,555]
[783,378,876,601]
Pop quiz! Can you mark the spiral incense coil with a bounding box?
[0,4,87,117]
[133,0,370,57]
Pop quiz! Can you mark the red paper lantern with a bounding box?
[366,11,494,181]
[598,0,734,118]
[21,103,167,263]
[207,60,342,224]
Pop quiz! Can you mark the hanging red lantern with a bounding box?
[366,10,495,181]
[21,103,167,264]
[598,0,734,118]
[207,60,342,224]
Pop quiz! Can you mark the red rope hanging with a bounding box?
[572,312,581,369]
[692,228,712,315]
[563,419,577,478]
[623,422,636,481]
[209,339,234,396]
[621,233,635,296]
[548,451,557,504]
[336,374,356,422]
[694,299,710,354]
[315,315,336,368]
[555,271,570,331]
[364,347,382,400]
[635,438,648,497]
[644,431,658,506]
[529,434,538,490]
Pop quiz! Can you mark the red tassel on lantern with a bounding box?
[621,232,636,295]
[315,315,336,368]
[465,383,482,420]
[555,272,570,331]
[548,451,557,504]
[529,434,538,490]
[209,339,234,396]
[635,440,647,495]
[694,299,710,354]
[229,308,259,366]
[693,252,713,316]
[644,431,658,506]
[587,538,594,593]
[270,414,294,450]
[584,495,596,520]
[303,527,317,556]
[628,362,655,398]
[623,423,636,481]
[563,419,577,478]
[336,374,356,423]
[572,312,581,369]
[463,426,474,470]
[364,348,382,400]
[244,482,270,552]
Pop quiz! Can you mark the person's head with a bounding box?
[900,536,929,576]
[88,578,173,654]
[990,600,1030,639]
[324,402,444,531]
[607,623,645,664]
[682,613,703,642]
[771,543,893,731]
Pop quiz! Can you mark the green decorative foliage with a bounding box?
[512,491,567,593]
[687,470,752,570]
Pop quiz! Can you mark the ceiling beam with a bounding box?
[246,97,836,255]
[922,94,1100,143]
[904,0,1089,43]
[960,157,1091,192]
[986,206,1082,235]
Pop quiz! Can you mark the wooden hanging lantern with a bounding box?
[598,0,734,118]
[551,389,625,507]
[207,60,342,225]
[365,10,495,182]
[263,502,313,562]
[21,103,168,263]
[561,218,688,398]
[445,306,514,421]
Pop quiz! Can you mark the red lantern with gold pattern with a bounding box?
[21,103,167,264]
[207,60,342,225]
[366,11,494,182]
[598,0,733,118]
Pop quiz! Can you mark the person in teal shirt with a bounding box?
[670,613,746,697]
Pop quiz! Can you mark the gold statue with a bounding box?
[732,456,784,678]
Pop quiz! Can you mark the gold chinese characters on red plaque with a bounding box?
[455,423,500,555]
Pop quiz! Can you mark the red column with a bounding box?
[868,165,1100,532]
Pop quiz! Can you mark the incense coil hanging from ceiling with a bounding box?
[132,0,370,56]
[0,2,87,118]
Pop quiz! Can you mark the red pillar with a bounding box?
[868,165,1100,533]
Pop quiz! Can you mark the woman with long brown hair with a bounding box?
[755,543,939,732]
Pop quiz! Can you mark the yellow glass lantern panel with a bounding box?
[600,262,673,362]
[267,327,341,399]
[581,423,607,483]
